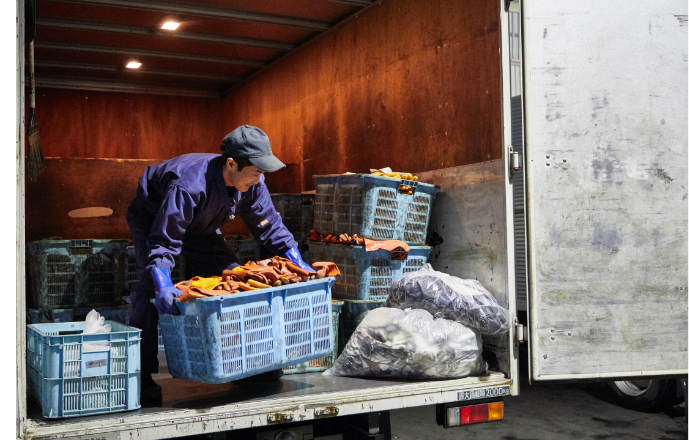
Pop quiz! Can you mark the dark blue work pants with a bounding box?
[126,205,240,375]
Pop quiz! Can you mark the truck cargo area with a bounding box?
[18,0,521,437]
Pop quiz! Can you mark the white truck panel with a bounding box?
[523,0,688,379]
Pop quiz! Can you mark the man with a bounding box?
[126,125,313,403]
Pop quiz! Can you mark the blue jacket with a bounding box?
[130,153,296,271]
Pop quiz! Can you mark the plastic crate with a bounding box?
[26,321,141,418]
[283,300,343,374]
[309,242,432,300]
[338,299,386,356]
[27,305,130,325]
[158,277,336,384]
[225,237,261,264]
[124,246,186,294]
[27,239,128,309]
[313,174,439,245]
[271,193,315,243]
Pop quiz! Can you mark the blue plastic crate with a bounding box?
[159,277,336,384]
[225,237,261,264]
[271,193,315,243]
[283,300,343,374]
[27,239,128,309]
[26,321,141,418]
[124,246,185,294]
[313,174,439,245]
[309,242,432,300]
[27,305,130,325]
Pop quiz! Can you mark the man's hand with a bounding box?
[150,267,181,315]
[284,247,315,273]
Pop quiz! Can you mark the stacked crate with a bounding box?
[310,174,439,356]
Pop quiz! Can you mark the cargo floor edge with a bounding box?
[24,371,510,439]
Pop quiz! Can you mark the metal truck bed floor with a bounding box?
[25,371,509,439]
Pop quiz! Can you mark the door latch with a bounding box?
[509,146,522,178]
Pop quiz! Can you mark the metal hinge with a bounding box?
[509,146,522,178]
[515,318,526,343]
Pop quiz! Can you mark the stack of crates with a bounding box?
[271,193,315,244]
[26,321,141,418]
[27,239,129,310]
[310,173,440,355]
[225,236,261,264]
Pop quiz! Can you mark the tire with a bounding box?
[605,379,681,412]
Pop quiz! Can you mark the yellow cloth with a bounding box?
[189,276,224,290]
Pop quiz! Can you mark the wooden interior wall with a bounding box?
[25,158,252,242]
[222,0,503,191]
[33,88,227,159]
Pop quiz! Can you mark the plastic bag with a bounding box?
[82,309,111,352]
[386,264,510,335]
[324,307,485,379]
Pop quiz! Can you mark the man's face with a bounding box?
[225,159,263,191]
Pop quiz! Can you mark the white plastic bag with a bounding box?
[324,307,485,379]
[386,264,510,335]
[82,310,111,352]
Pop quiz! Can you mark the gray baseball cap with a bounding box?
[220,125,285,173]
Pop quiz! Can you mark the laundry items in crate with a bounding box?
[324,307,485,379]
[309,242,432,300]
[386,264,510,335]
[27,239,128,309]
[26,318,141,418]
[158,278,337,383]
[312,174,439,245]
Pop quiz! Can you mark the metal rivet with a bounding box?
[546,155,550,159]
[568,332,572,336]
[551,336,555,340]
[543,354,548,359]
[551,328,555,333]
[546,163,550,166]
[563,159,567,162]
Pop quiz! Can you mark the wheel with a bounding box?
[605,379,681,412]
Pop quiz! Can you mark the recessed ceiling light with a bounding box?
[161,21,180,30]
[126,61,141,69]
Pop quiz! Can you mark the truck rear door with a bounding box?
[521,0,688,380]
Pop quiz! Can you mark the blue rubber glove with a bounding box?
[284,247,315,273]
[150,267,181,315]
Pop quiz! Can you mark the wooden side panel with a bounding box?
[25,158,251,242]
[223,0,503,191]
[33,88,226,159]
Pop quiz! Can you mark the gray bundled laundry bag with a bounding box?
[324,307,485,379]
[386,264,510,335]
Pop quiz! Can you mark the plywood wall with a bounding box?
[33,88,226,159]
[222,0,503,191]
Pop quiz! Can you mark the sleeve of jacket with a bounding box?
[146,184,198,271]
[238,179,297,255]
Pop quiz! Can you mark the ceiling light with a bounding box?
[161,21,180,30]
[126,61,141,69]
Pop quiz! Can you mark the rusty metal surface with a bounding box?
[222,0,503,192]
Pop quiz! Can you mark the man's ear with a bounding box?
[226,157,235,170]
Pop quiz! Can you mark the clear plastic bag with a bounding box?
[386,264,510,335]
[82,309,111,352]
[324,307,485,379]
